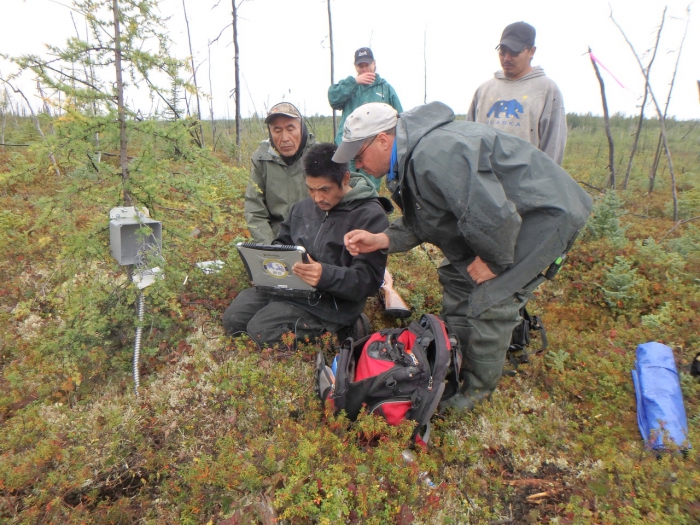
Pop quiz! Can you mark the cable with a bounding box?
[226,330,263,353]
[133,291,145,396]
[131,222,163,395]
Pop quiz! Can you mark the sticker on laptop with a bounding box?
[262,259,290,278]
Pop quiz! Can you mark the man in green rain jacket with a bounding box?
[338,102,592,412]
[244,102,316,243]
[328,47,402,190]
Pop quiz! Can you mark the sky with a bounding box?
[1,0,698,120]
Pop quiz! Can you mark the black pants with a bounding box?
[222,288,345,345]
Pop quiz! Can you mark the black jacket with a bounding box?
[274,176,391,326]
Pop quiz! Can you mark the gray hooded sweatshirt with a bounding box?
[466,66,567,165]
[386,102,591,317]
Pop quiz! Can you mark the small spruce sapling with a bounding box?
[586,190,628,248]
[601,256,640,311]
[641,302,675,330]
[545,349,570,373]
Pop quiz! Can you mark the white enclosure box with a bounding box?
[109,207,162,266]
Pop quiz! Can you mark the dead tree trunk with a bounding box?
[327,0,336,136]
[72,13,101,164]
[1,106,5,154]
[1,80,60,176]
[646,7,689,195]
[610,8,690,217]
[113,0,132,205]
[182,0,204,148]
[231,0,241,162]
[623,87,649,190]
[1,84,9,153]
[207,41,217,151]
[622,9,665,190]
[36,81,56,136]
[648,127,664,193]
[588,47,615,189]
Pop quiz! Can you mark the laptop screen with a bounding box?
[236,243,316,295]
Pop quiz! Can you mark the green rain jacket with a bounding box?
[328,74,403,145]
[385,102,592,317]
[244,134,317,244]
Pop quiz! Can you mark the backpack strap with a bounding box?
[415,382,445,444]
[409,314,456,442]
[505,306,549,376]
[528,312,548,350]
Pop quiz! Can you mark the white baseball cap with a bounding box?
[332,103,399,163]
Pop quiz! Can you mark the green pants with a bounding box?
[438,262,528,411]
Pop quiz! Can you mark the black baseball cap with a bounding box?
[354,47,374,65]
[497,22,536,53]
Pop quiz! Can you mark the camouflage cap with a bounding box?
[265,102,301,124]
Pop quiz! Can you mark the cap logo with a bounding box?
[358,51,368,57]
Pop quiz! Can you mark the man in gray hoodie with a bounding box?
[467,22,567,165]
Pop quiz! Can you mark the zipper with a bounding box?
[368,398,412,415]
[312,211,329,253]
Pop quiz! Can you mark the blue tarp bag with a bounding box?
[631,342,690,451]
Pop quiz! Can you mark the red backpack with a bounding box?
[315,314,461,444]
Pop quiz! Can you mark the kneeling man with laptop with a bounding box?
[222,142,390,345]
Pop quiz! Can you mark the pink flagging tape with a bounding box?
[589,52,626,89]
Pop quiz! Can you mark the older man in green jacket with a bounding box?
[328,47,402,190]
[244,102,316,244]
[339,102,592,412]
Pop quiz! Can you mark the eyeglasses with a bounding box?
[497,46,528,57]
[354,135,377,164]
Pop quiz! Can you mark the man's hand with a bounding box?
[293,254,322,287]
[356,72,376,85]
[344,230,389,256]
[467,256,497,284]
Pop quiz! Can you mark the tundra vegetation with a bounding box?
[1,3,699,524]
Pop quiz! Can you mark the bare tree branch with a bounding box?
[210,23,233,45]
[658,216,700,242]
[610,7,685,220]
[0,78,61,176]
[621,6,665,190]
